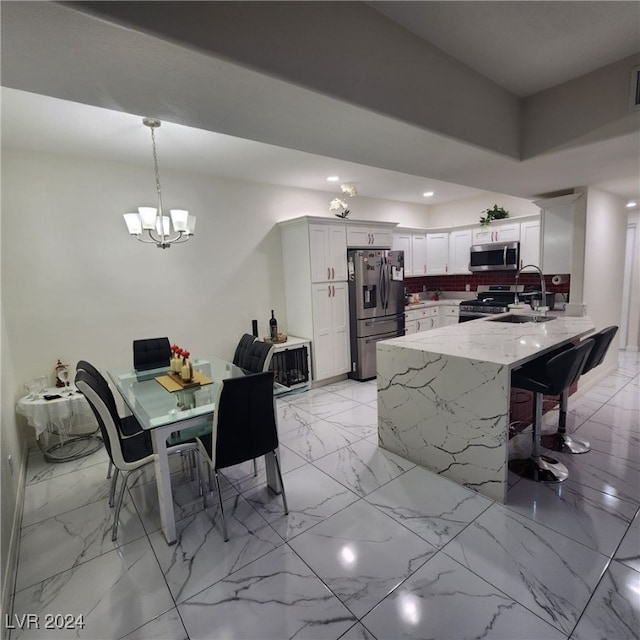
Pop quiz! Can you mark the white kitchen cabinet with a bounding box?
[392,232,413,276]
[281,216,351,382]
[407,305,439,332]
[439,304,460,327]
[404,313,418,335]
[448,229,472,274]
[346,225,394,248]
[519,220,541,271]
[411,234,427,276]
[426,233,449,275]
[309,223,347,282]
[311,281,350,380]
[472,222,520,245]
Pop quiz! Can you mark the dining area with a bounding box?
[70,335,290,545]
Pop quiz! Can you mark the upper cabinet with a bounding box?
[472,222,520,245]
[346,224,394,248]
[411,233,427,276]
[536,193,584,275]
[392,232,413,276]
[309,223,347,282]
[519,220,541,271]
[448,229,472,274]
[426,233,449,275]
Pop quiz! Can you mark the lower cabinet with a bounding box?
[405,306,439,333]
[311,281,350,380]
[439,304,460,327]
[405,318,418,335]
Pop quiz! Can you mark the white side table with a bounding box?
[16,386,103,462]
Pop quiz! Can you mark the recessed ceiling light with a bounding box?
[626,200,637,208]
[327,176,340,182]
[423,191,434,197]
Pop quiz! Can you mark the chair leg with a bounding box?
[106,460,113,480]
[272,450,288,515]
[253,458,258,477]
[189,450,196,481]
[509,391,568,483]
[213,471,228,542]
[541,389,591,454]
[109,468,120,508]
[197,454,208,508]
[112,469,132,541]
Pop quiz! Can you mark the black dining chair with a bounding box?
[133,337,171,371]
[238,339,275,476]
[76,360,136,484]
[244,340,275,373]
[75,369,157,540]
[195,371,288,541]
[232,333,257,370]
[76,366,200,539]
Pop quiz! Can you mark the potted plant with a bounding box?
[479,204,510,226]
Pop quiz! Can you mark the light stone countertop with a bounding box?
[404,298,468,310]
[381,312,594,367]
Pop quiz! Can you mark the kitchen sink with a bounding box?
[489,314,556,324]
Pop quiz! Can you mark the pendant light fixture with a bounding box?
[123,118,196,249]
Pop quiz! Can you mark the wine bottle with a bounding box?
[269,310,278,340]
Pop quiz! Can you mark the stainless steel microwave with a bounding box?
[469,241,520,272]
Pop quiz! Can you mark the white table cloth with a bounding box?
[16,386,97,440]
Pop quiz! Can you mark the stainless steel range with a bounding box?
[459,285,522,322]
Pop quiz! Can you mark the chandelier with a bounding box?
[123,118,196,249]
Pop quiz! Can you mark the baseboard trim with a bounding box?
[1,447,27,640]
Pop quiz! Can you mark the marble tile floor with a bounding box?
[9,351,639,640]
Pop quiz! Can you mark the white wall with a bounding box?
[427,192,539,228]
[582,188,628,379]
[624,212,640,351]
[1,214,27,624]
[2,149,429,380]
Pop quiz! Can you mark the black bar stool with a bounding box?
[541,326,618,454]
[509,338,595,483]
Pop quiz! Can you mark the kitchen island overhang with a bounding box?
[376,314,595,503]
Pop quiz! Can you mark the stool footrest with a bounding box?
[509,455,569,483]
[541,433,591,454]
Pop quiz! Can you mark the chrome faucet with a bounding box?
[514,264,548,318]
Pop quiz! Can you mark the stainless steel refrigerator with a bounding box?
[348,249,405,380]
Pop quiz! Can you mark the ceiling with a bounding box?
[369,1,640,97]
[1,1,639,208]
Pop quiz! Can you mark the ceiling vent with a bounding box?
[630,65,640,111]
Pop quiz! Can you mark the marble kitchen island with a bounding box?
[376,313,595,503]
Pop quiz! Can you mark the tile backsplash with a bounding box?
[405,272,571,296]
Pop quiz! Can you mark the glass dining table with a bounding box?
[107,356,282,544]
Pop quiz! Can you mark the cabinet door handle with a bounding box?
[327,267,330,280]
[445,263,448,273]
[331,267,334,279]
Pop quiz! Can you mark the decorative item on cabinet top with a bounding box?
[479,204,510,226]
[329,182,358,218]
